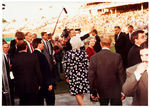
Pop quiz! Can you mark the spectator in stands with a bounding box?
[127,30,147,67]
[123,41,148,105]
[64,36,89,105]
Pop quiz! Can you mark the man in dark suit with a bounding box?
[114,26,129,69]
[91,29,102,53]
[126,25,134,53]
[88,37,126,105]
[127,30,147,67]
[32,38,55,105]
[11,40,42,105]
[123,41,148,105]
[41,32,56,105]
[8,31,25,59]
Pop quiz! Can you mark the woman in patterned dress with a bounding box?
[64,36,89,105]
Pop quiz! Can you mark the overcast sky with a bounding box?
[2,1,84,22]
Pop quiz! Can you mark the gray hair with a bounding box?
[70,36,82,49]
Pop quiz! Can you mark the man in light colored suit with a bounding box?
[122,41,148,105]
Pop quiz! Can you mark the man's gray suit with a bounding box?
[122,63,148,105]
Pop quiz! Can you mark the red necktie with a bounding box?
[6,54,9,63]
[30,43,34,53]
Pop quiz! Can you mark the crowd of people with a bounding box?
[2,8,148,35]
[2,21,148,106]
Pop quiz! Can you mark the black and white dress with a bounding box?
[64,49,90,95]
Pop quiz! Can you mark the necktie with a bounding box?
[30,43,34,53]
[6,54,9,63]
[46,41,51,55]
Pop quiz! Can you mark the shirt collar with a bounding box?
[118,32,121,36]
[3,52,7,57]
[35,48,41,52]
[102,47,110,50]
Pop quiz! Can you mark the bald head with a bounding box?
[100,37,112,48]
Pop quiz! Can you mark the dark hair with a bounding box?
[61,28,69,38]
[131,30,144,44]
[92,29,98,34]
[15,31,25,40]
[32,38,42,49]
[25,32,30,37]
[68,29,74,34]
[75,28,81,32]
[17,40,27,51]
[2,39,7,45]
[41,32,47,37]
[114,26,121,29]
[53,45,60,50]
[128,25,133,28]
[140,41,148,50]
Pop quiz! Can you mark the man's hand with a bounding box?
[48,85,53,91]
[53,60,56,65]
[38,86,41,90]
[121,92,125,100]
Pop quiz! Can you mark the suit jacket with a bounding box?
[88,49,126,98]
[115,32,129,68]
[2,55,11,105]
[11,52,42,97]
[3,55,11,84]
[93,35,102,53]
[126,33,134,52]
[33,50,54,87]
[122,63,148,105]
[42,40,54,72]
[127,45,142,67]
[8,39,17,60]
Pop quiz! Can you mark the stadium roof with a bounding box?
[82,2,147,10]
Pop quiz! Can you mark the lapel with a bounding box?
[140,71,148,89]
[43,41,49,52]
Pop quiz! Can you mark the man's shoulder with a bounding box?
[126,63,139,74]
[120,32,126,36]
[129,45,139,53]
